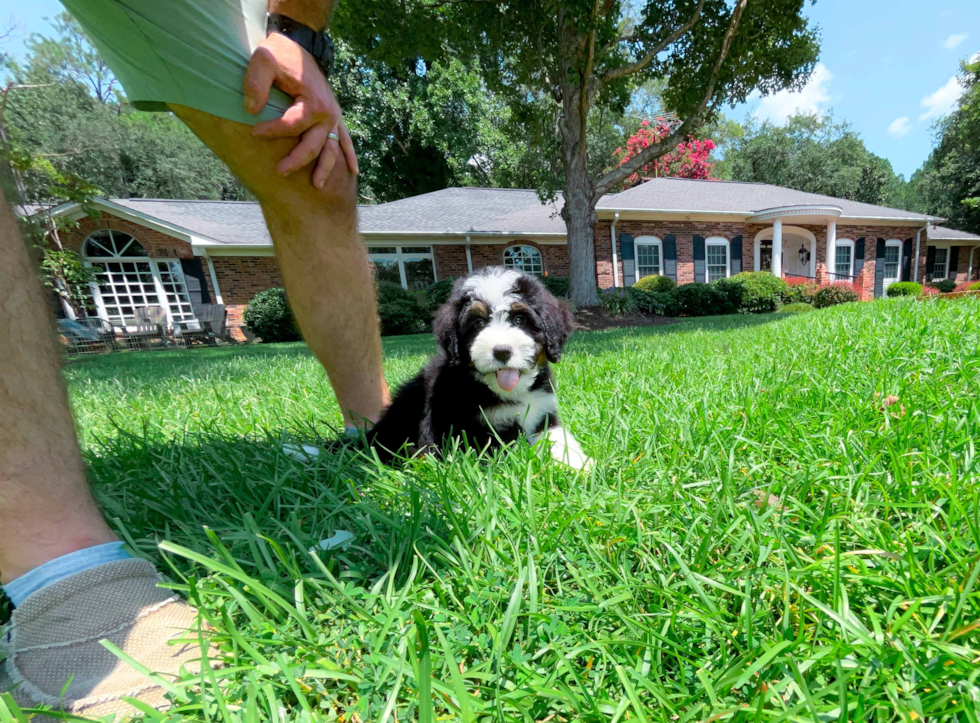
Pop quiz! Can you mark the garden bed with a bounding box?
[573,306,677,330]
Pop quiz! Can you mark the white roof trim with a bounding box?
[45,199,221,246]
[747,205,842,222]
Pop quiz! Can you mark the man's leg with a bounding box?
[0,193,117,584]
[170,104,389,429]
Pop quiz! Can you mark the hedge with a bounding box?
[243,287,302,343]
[886,281,922,298]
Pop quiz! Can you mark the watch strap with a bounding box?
[266,12,334,75]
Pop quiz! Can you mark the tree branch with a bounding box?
[594,0,748,195]
[601,0,705,83]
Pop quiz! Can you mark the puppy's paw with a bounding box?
[534,426,593,471]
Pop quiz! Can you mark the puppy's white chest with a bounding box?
[483,389,557,435]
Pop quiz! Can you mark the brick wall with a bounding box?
[433,241,570,280]
[951,244,980,283]
[594,219,925,298]
[209,256,284,340]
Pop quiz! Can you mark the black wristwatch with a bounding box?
[266,12,334,78]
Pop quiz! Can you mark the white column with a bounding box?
[772,218,783,278]
[826,221,836,280]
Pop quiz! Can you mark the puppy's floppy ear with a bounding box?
[520,275,574,363]
[432,282,466,364]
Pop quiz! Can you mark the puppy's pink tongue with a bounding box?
[496,368,521,392]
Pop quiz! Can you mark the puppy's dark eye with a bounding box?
[473,318,486,330]
[512,313,527,328]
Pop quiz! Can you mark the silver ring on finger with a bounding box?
[327,132,340,142]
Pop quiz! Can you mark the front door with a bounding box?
[882,242,901,295]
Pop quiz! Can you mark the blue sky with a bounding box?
[3,0,979,178]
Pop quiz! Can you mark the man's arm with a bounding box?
[268,0,332,31]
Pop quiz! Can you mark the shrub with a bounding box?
[921,285,940,296]
[633,274,676,293]
[886,281,922,298]
[783,277,820,305]
[779,302,815,314]
[377,281,428,336]
[713,277,745,311]
[647,290,681,317]
[813,283,859,308]
[724,271,788,313]
[542,276,570,298]
[243,288,301,343]
[425,277,457,314]
[599,287,639,316]
[928,279,957,294]
[673,282,736,317]
[971,281,980,291]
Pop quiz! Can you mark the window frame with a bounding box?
[833,239,855,278]
[634,236,664,279]
[502,244,544,276]
[883,239,903,281]
[704,237,731,282]
[366,245,437,290]
[932,247,949,279]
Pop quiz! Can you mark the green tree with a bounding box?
[338,0,819,305]
[725,113,905,206]
[909,56,980,234]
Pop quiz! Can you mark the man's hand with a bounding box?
[243,32,358,187]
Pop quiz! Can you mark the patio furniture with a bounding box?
[125,305,169,350]
[174,304,228,347]
[57,318,117,355]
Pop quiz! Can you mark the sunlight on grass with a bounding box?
[45,298,980,720]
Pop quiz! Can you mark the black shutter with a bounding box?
[693,235,706,282]
[620,233,635,287]
[854,238,866,279]
[902,238,913,282]
[180,258,211,308]
[663,234,677,282]
[925,246,936,280]
[730,236,743,275]
[874,238,887,298]
[948,246,959,279]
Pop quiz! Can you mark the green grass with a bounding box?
[15,298,980,721]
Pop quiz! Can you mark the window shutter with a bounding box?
[693,235,706,282]
[663,235,677,282]
[874,238,887,298]
[902,238,913,282]
[948,246,959,279]
[730,236,743,275]
[180,258,211,308]
[620,233,635,286]
[854,238,865,278]
[925,246,936,279]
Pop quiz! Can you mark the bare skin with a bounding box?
[0,194,118,584]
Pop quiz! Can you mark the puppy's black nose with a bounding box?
[493,345,513,362]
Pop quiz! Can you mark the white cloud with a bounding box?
[919,76,964,120]
[752,63,833,124]
[943,32,968,50]
[887,116,911,138]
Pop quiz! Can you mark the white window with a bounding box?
[883,243,901,279]
[705,237,730,282]
[367,245,436,291]
[834,239,854,279]
[503,245,543,276]
[932,248,949,279]
[635,236,663,279]
[83,230,195,327]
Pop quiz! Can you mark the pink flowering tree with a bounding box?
[612,119,716,190]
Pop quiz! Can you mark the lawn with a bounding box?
[39,299,980,719]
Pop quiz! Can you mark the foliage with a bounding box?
[783,276,820,305]
[921,284,940,297]
[424,277,457,314]
[611,119,715,190]
[886,281,924,298]
[598,287,639,316]
[57,298,980,721]
[673,282,736,317]
[38,247,96,316]
[778,302,814,313]
[725,113,906,207]
[541,276,570,299]
[377,281,428,336]
[927,279,957,294]
[640,290,681,317]
[633,274,677,294]
[243,288,301,343]
[970,281,980,291]
[712,276,745,311]
[813,283,859,308]
[909,57,980,233]
[724,271,788,313]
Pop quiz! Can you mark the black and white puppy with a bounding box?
[369,267,590,469]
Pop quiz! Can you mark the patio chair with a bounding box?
[57,318,110,355]
[126,305,169,350]
[174,304,229,347]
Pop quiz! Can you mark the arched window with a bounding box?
[82,230,195,326]
[503,245,543,275]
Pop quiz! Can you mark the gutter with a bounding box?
[610,212,620,288]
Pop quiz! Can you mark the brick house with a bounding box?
[45,180,980,340]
